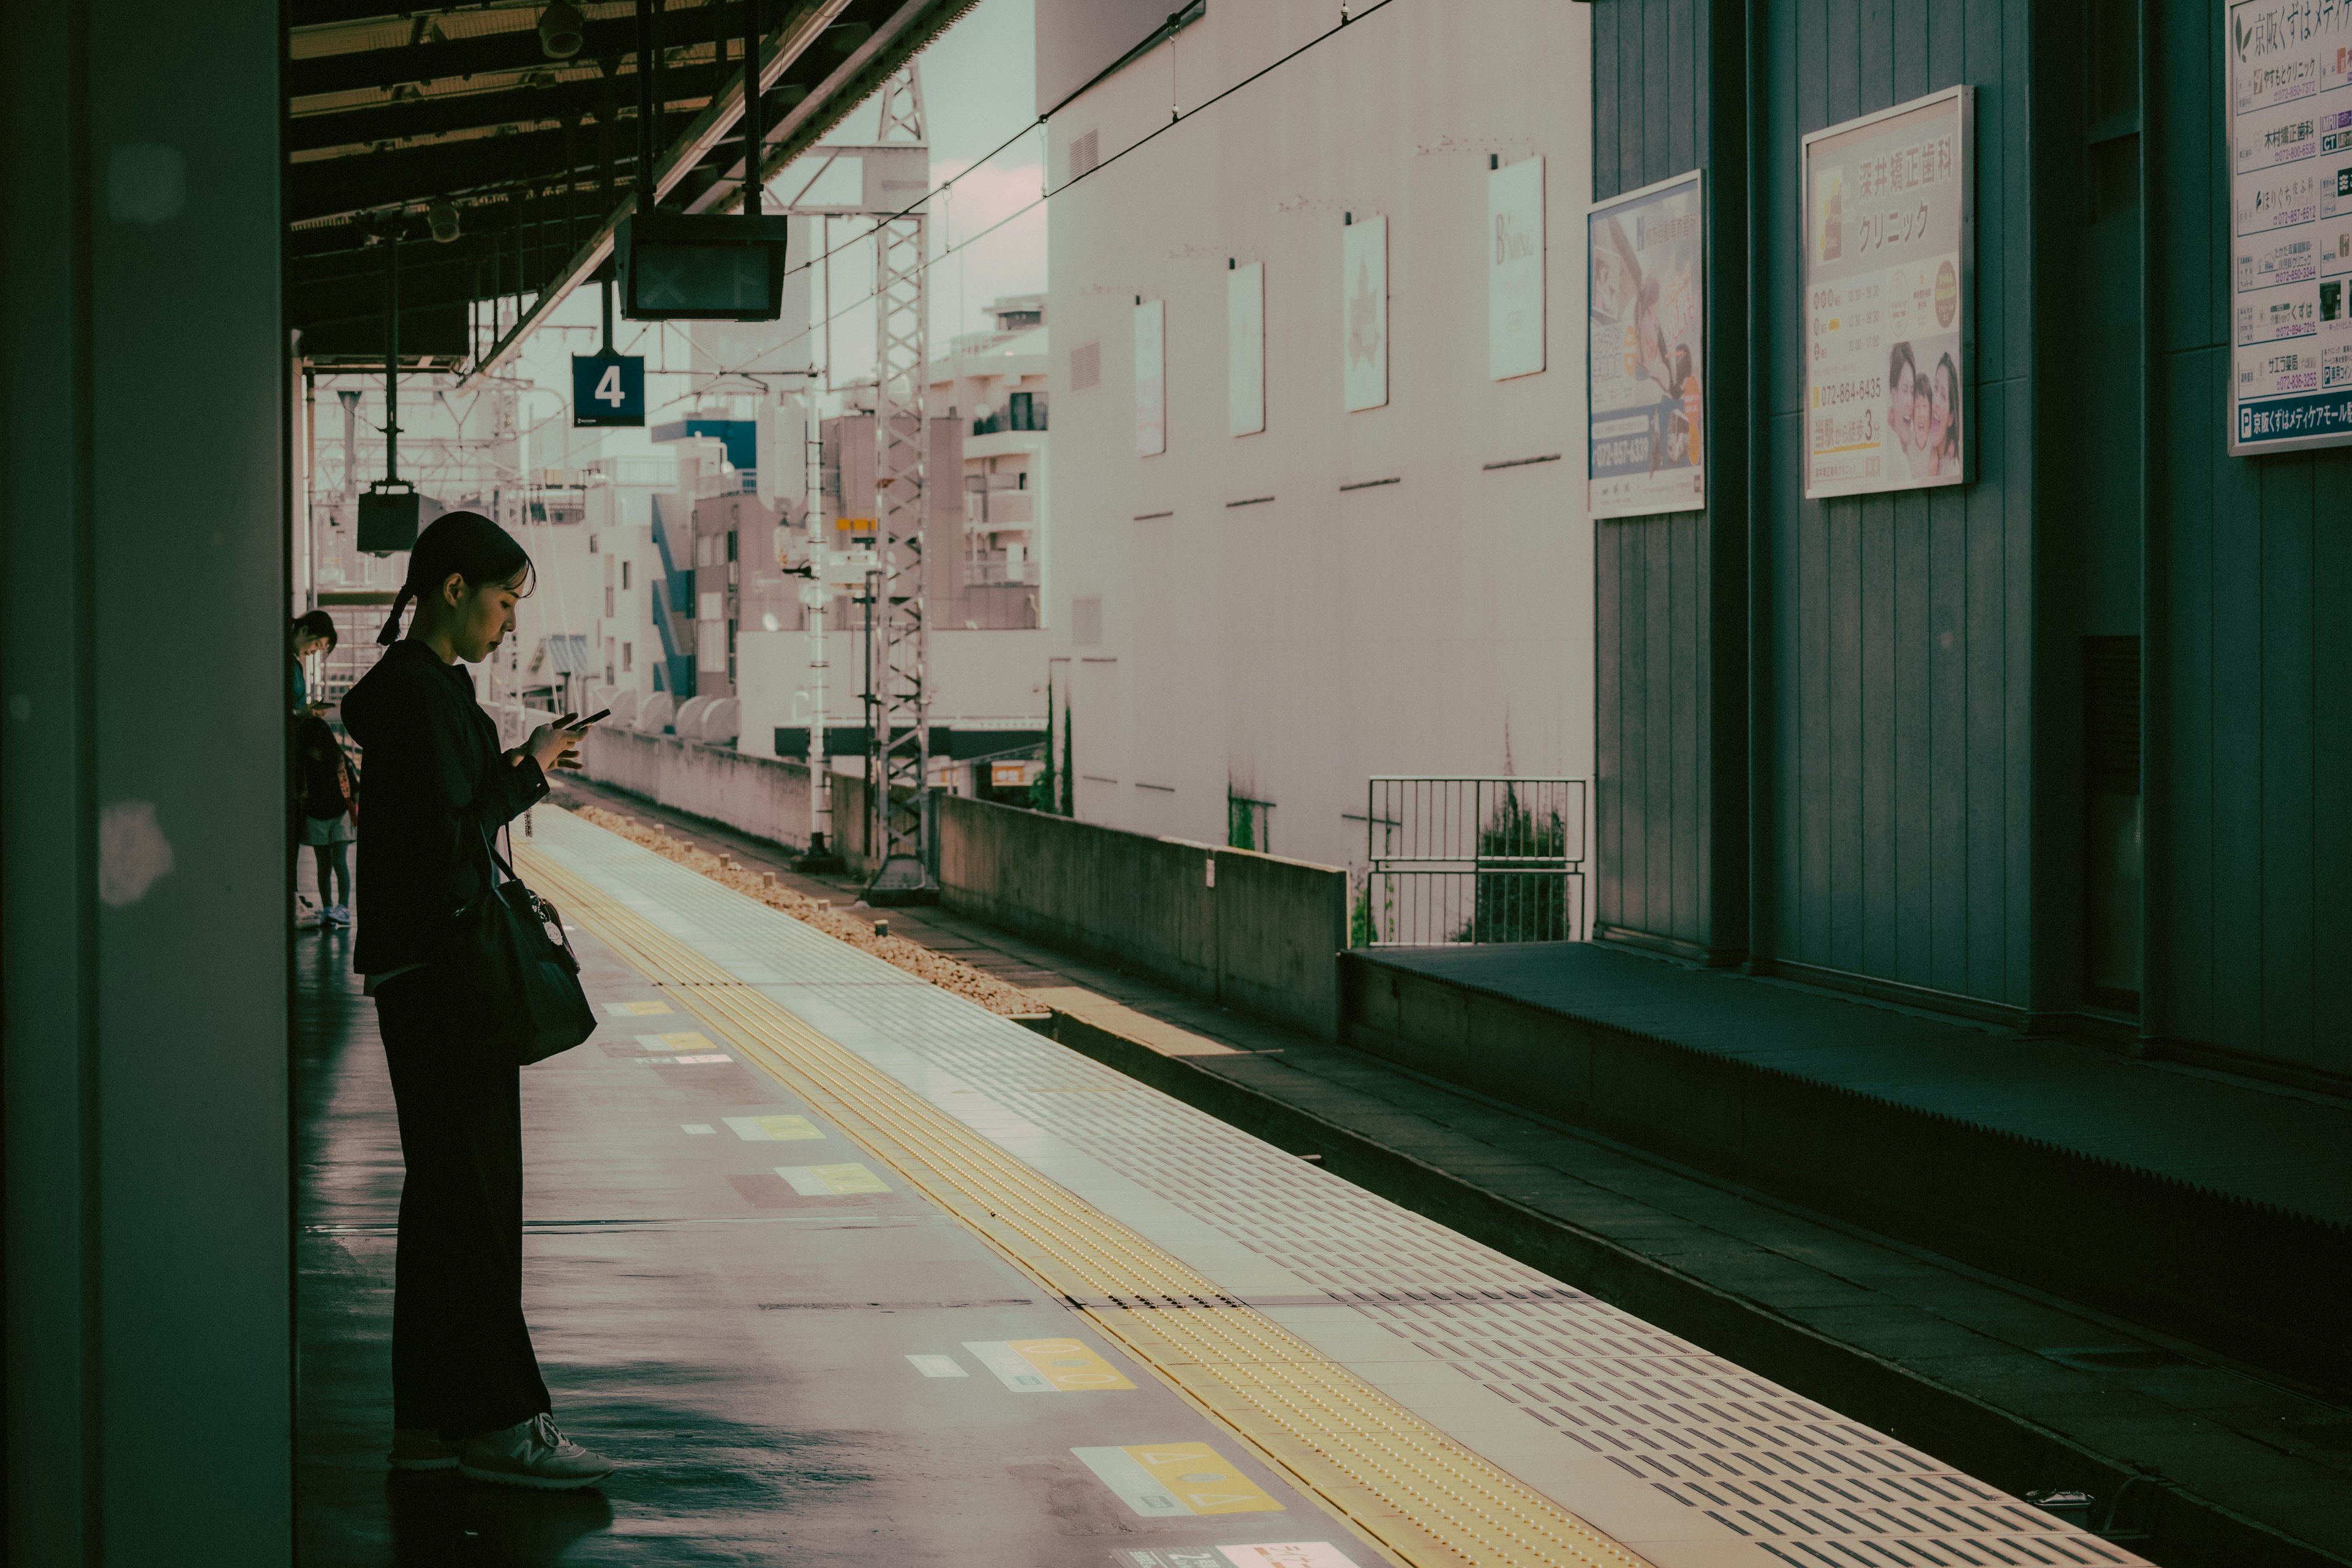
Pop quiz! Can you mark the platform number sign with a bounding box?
[572,352,644,427]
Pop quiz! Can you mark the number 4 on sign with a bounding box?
[571,352,644,428]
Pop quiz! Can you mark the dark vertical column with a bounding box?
[1,0,290,1560]
[1589,0,1752,965]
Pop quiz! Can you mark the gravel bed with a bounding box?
[561,802,1050,1018]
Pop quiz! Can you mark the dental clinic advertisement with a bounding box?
[2226,0,2352,455]
[1588,172,1706,518]
[1802,87,1972,499]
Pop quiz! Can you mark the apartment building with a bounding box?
[1039,0,1595,874]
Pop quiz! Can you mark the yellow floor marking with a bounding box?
[726,1114,824,1141]
[605,998,673,1017]
[1008,1336,1137,1392]
[775,1162,891,1196]
[1127,1441,1286,1515]
[524,840,1652,1568]
[654,1030,715,1052]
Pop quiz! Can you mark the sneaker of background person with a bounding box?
[386,1428,461,1471]
[326,904,352,926]
[457,1414,614,1490]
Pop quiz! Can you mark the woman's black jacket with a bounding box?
[341,641,548,974]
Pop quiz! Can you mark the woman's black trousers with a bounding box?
[374,973,551,1439]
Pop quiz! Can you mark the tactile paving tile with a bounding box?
[523,812,2149,1568]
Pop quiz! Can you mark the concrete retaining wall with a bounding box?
[580,727,813,851]
[574,742,1347,1037]
[937,796,1348,1039]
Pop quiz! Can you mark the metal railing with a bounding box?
[1361,775,1588,946]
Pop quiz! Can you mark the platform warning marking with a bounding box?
[1072,1446,1194,1517]
[775,1162,890,1196]
[681,1123,718,1135]
[638,1031,716,1052]
[965,1337,1136,1392]
[907,1354,968,1378]
[604,999,673,1017]
[649,1054,732,1065]
[725,1114,824,1142]
[1111,1549,1360,1568]
[522,824,1661,1568]
[1076,1443,1281,1518]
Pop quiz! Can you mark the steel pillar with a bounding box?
[863,66,935,902]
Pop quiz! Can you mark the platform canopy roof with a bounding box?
[286,0,967,369]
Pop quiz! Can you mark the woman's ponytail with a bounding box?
[377,585,415,646]
[372,511,533,647]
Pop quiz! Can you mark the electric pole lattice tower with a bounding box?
[863,65,935,901]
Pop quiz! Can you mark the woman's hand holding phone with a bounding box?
[521,713,587,773]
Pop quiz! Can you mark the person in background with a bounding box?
[291,610,340,929]
[340,511,611,1491]
[292,609,337,719]
[296,713,360,927]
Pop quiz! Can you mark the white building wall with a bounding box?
[1044,1,1595,873]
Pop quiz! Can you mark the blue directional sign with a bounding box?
[572,351,644,427]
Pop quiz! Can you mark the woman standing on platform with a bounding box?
[341,511,614,1491]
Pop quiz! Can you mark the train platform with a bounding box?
[1337,943,2352,1396]
[295,807,2153,1567]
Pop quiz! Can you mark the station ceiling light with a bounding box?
[426,199,461,244]
[538,0,586,60]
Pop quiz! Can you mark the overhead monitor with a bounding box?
[619,212,796,322]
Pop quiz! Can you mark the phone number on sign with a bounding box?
[1814,376,1878,409]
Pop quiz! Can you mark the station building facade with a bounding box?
[1591,0,2349,1088]
[1038,0,1597,875]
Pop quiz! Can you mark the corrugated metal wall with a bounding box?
[1592,0,1751,964]
[2147,0,2352,1080]
[1758,0,2040,1011]
[1594,0,2352,1082]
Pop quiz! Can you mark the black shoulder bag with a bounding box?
[454,821,600,1065]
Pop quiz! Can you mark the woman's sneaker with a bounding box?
[387,1428,462,1471]
[458,1414,614,1490]
[326,904,352,926]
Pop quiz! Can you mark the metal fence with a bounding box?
[1360,776,1589,946]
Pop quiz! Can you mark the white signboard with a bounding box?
[2226,0,2352,454]
[1490,156,1546,380]
[1801,87,1972,498]
[1134,297,1166,456]
[1229,261,1265,435]
[1343,216,1387,412]
[1587,172,1706,517]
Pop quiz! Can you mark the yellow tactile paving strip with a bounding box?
[523,843,1656,1568]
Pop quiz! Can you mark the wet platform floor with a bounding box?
[295,809,2154,1568]
[293,919,1382,1567]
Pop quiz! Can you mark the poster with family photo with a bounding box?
[1587,172,1706,518]
[1802,87,1973,498]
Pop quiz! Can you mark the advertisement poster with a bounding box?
[1343,216,1387,412]
[1586,172,1706,517]
[1490,155,1546,380]
[2226,0,2352,454]
[1229,261,1265,436]
[1801,87,1972,499]
[1135,297,1166,456]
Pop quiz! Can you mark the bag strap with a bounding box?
[467,813,521,893]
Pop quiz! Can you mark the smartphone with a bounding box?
[567,709,611,731]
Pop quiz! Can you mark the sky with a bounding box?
[910,0,1049,348]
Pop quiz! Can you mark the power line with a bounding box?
[658,0,1412,377]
